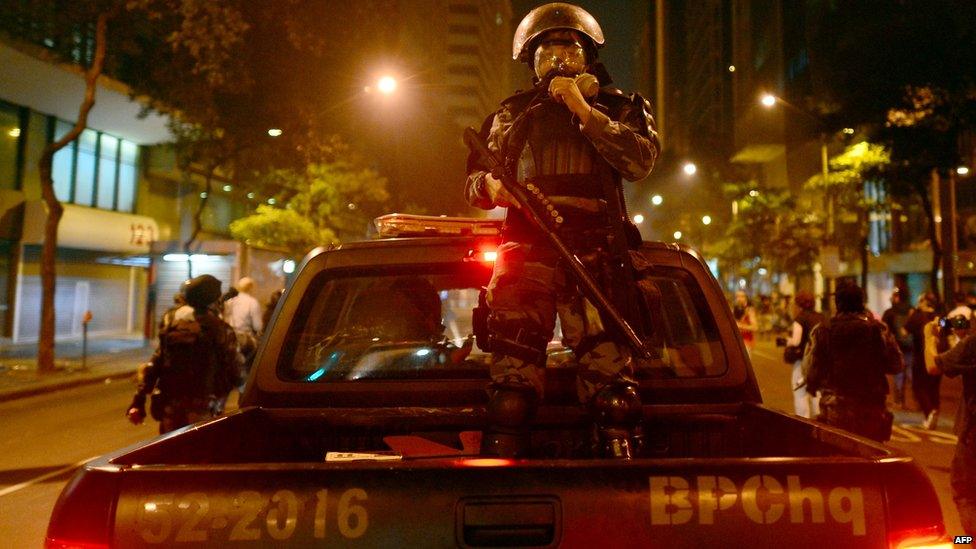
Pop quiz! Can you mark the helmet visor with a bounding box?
[533,32,587,79]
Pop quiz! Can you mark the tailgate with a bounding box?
[112,458,889,548]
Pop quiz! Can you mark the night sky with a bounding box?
[512,0,648,93]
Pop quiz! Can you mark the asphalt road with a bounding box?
[0,345,967,546]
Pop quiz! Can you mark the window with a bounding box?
[52,120,74,201]
[46,116,139,212]
[0,103,20,190]
[117,141,138,212]
[74,129,97,206]
[96,134,119,209]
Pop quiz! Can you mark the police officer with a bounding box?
[127,275,243,434]
[803,283,903,442]
[465,3,659,458]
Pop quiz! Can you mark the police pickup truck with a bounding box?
[48,215,949,549]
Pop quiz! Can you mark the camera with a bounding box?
[938,315,972,335]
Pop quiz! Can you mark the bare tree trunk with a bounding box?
[36,13,110,372]
[182,162,218,279]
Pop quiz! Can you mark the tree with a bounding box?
[806,0,976,300]
[714,181,822,292]
[804,141,891,290]
[28,6,116,372]
[230,162,390,255]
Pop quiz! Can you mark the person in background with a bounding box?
[223,277,263,374]
[908,292,940,429]
[159,292,192,331]
[929,315,976,536]
[882,287,914,407]
[785,291,824,418]
[949,291,973,320]
[733,290,758,354]
[127,275,243,434]
[803,282,903,442]
[262,288,285,333]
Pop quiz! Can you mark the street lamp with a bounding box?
[760,91,837,311]
[683,162,697,176]
[377,75,398,95]
[633,213,645,224]
[958,166,971,176]
[651,194,663,206]
[673,230,682,240]
[701,215,712,226]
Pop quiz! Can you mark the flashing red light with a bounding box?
[481,250,498,262]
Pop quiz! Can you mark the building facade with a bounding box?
[0,37,289,346]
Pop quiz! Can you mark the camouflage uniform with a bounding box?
[466,85,659,404]
[131,309,244,434]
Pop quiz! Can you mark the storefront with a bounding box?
[15,201,157,342]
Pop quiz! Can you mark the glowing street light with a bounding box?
[760,93,777,108]
[650,194,663,206]
[267,128,283,137]
[958,166,971,176]
[683,162,697,176]
[633,214,645,225]
[673,230,682,240]
[377,75,398,95]
[701,215,712,226]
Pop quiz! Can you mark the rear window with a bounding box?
[278,263,727,382]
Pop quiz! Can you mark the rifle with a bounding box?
[463,127,652,360]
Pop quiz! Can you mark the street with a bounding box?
[0,339,966,546]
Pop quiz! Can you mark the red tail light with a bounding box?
[45,538,110,549]
[883,462,947,549]
[46,468,118,549]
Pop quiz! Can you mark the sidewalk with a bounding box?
[0,336,153,402]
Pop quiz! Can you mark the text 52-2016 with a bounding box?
[130,488,368,544]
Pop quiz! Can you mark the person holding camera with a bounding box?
[781,291,824,418]
[803,282,903,442]
[928,314,976,536]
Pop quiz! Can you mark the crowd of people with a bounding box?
[734,283,974,535]
[126,275,284,434]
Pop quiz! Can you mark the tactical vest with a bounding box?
[501,94,628,241]
[822,314,890,404]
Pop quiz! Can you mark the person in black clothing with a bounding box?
[785,291,824,418]
[803,282,903,442]
[906,292,940,427]
[882,287,914,407]
[127,275,243,434]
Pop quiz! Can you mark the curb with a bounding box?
[0,369,139,403]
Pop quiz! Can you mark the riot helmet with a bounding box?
[512,2,605,67]
[181,274,222,309]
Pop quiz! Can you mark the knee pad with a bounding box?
[487,383,539,433]
[590,382,643,429]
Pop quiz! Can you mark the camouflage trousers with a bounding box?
[816,392,894,442]
[486,239,635,403]
[156,397,219,434]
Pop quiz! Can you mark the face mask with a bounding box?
[533,36,586,80]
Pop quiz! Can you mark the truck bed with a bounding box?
[110,404,879,465]
[47,404,943,549]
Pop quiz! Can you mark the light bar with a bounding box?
[373,214,503,239]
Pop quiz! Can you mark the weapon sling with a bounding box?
[464,127,651,360]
